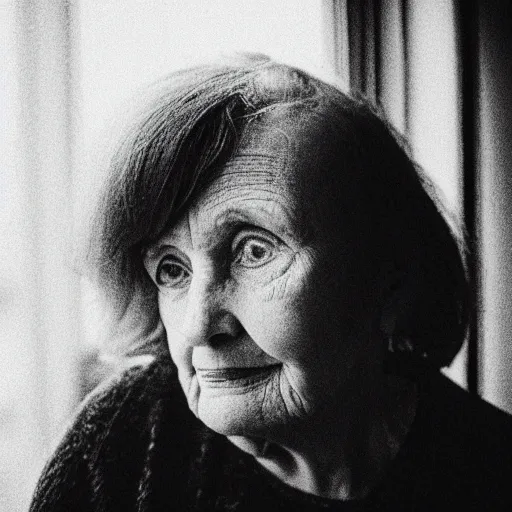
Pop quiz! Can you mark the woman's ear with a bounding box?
[379,267,438,367]
[379,270,406,337]
[379,271,418,350]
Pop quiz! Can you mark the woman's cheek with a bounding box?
[236,253,317,362]
[158,293,182,332]
[158,293,190,363]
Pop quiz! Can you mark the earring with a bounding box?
[387,336,428,359]
[387,336,413,354]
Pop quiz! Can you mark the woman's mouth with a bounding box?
[195,365,279,388]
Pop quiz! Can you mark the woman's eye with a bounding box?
[156,257,191,288]
[235,237,276,268]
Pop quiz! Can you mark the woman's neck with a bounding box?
[228,373,418,500]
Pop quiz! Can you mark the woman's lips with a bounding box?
[195,365,279,388]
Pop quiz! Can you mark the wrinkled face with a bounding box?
[143,111,383,440]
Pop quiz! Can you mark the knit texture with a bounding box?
[30,357,512,511]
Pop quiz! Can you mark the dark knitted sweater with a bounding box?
[30,357,512,511]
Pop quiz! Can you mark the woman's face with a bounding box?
[143,112,383,440]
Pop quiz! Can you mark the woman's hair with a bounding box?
[85,54,468,370]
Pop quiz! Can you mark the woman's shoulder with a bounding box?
[423,371,512,506]
[62,356,184,452]
[30,356,195,511]
[76,355,178,423]
[428,371,512,439]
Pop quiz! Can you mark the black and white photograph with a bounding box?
[1,1,512,510]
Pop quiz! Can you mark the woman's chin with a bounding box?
[193,371,286,437]
[196,387,271,436]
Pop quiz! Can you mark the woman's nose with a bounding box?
[179,274,241,347]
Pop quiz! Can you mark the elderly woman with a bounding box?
[31,56,511,511]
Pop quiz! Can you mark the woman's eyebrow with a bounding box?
[141,230,190,260]
[198,202,312,248]
[211,208,253,228]
[140,216,246,261]
[208,206,293,236]
[143,202,308,262]
[141,243,168,263]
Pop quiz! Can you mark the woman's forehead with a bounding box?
[187,132,304,243]
[195,114,321,215]
[223,109,334,191]
[150,108,355,253]
[155,115,329,249]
